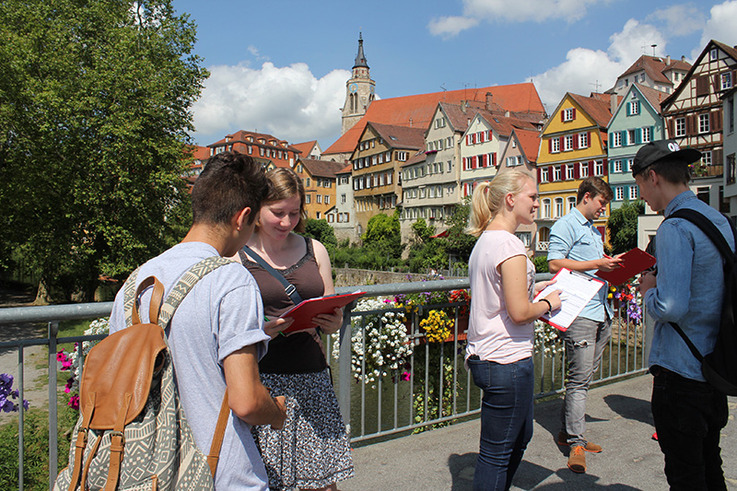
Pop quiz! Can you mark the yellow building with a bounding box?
[535,93,617,254]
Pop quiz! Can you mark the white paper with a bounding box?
[533,268,604,330]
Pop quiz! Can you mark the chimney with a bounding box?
[681,55,686,62]
[611,94,618,115]
[505,110,510,117]
[409,117,413,127]
[666,55,671,65]
[461,101,467,113]
[485,92,493,110]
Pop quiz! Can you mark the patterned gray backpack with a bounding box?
[55,257,232,490]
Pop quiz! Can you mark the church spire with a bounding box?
[353,32,369,69]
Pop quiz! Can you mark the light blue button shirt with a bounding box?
[645,190,734,381]
[548,207,612,322]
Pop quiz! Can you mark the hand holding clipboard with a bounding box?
[533,268,605,331]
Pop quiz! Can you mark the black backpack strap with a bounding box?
[239,245,303,305]
[664,209,737,361]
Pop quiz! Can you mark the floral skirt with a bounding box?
[252,369,354,490]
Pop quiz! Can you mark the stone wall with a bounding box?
[334,268,463,287]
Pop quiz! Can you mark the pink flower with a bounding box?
[68,395,79,410]
[56,350,66,362]
[400,371,411,381]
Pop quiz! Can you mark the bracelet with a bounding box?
[539,298,552,314]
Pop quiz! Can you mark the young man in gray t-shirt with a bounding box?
[109,152,287,489]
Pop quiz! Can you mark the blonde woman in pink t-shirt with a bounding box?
[466,171,561,491]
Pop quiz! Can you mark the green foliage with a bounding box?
[607,200,645,255]
[0,403,80,490]
[410,218,434,244]
[532,255,549,273]
[303,218,338,252]
[0,0,208,301]
[444,200,477,260]
[362,211,403,259]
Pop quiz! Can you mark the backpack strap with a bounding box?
[240,245,303,305]
[664,209,737,362]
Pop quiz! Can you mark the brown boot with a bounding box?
[557,431,603,453]
[567,445,586,473]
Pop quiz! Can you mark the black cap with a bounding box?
[632,139,701,177]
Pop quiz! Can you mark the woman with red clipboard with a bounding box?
[239,168,353,491]
[466,171,561,491]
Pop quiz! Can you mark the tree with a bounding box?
[444,200,477,261]
[607,200,645,255]
[407,219,447,273]
[303,218,338,252]
[0,0,208,301]
[362,211,403,259]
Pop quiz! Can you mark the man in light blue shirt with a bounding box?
[636,140,731,489]
[547,177,622,474]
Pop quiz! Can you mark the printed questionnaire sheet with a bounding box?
[533,268,604,331]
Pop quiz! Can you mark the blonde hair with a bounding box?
[262,167,307,233]
[467,171,532,237]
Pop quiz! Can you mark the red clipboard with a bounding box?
[279,291,366,334]
[595,248,655,285]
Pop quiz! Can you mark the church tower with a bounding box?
[341,33,375,135]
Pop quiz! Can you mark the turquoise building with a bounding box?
[607,84,667,209]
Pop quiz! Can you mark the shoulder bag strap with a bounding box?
[664,209,736,361]
[239,245,303,305]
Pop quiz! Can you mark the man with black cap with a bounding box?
[635,139,732,489]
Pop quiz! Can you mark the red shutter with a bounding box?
[602,158,608,177]
[573,134,579,150]
[559,136,564,150]
[488,130,493,140]
[537,167,542,181]
[492,153,497,167]
[572,108,577,120]
[574,163,580,179]
[548,139,553,152]
[462,157,467,169]
[588,161,594,175]
[561,111,565,122]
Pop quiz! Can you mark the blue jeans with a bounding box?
[560,317,610,446]
[468,356,534,491]
[651,366,728,490]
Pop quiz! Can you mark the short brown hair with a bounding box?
[577,176,613,203]
[191,152,268,225]
[263,167,307,233]
[637,158,692,185]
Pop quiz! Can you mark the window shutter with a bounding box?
[572,108,577,120]
[713,109,723,132]
[548,139,553,152]
[488,130,493,140]
[462,157,467,169]
[608,132,613,143]
[574,163,580,179]
[636,128,642,144]
[537,167,542,181]
[492,153,497,167]
[626,103,631,116]
[714,148,724,166]
[573,135,579,150]
[696,75,709,96]
[559,136,563,149]
[686,115,696,135]
[588,160,594,175]
[561,111,565,122]
[603,158,608,176]
[667,119,674,139]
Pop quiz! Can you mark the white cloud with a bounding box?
[529,19,666,112]
[647,5,704,37]
[192,62,350,146]
[428,0,609,37]
[695,1,737,58]
[427,16,479,38]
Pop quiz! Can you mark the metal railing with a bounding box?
[0,277,647,489]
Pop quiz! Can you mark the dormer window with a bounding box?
[710,48,719,61]
[562,108,575,122]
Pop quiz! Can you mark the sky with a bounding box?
[172,0,737,151]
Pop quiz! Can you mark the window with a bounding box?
[553,166,561,181]
[578,132,589,148]
[710,48,719,61]
[615,187,624,201]
[562,108,575,122]
[567,197,576,212]
[675,117,686,137]
[551,138,560,153]
[565,164,574,180]
[579,162,589,178]
[628,101,640,115]
[613,160,622,173]
[540,168,549,182]
[722,72,733,90]
[341,194,346,204]
[594,161,604,176]
[729,96,735,134]
[316,212,321,219]
[397,151,408,161]
[699,113,710,134]
[325,195,330,204]
[564,135,574,151]
[625,158,633,172]
[555,198,564,218]
[305,195,311,204]
[611,132,622,147]
[627,129,637,145]
[702,151,712,166]
[628,186,638,200]
[642,126,652,143]
[542,199,551,218]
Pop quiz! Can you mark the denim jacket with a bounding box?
[645,191,735,381]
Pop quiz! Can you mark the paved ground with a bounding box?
[342,374,737,490]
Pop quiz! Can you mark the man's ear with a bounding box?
[234,207,252,231]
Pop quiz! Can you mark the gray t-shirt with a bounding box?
[109,242,271,489]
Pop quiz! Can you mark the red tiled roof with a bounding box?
[512,128,541,164]
[301,158,346,178]
[186,144,210,161]
[366,122,426,150]
[336,163,352,175]
[292,140,317,156]
[634,83,667,113]
[569,93,614,128]
[208,129,300,153]
[402,149,427,168]
[324,83,545,155]
[619,54,691,86]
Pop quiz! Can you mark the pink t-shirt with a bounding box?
[466,230,535,364]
